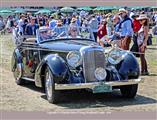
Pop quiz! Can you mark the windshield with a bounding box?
[36,26,95,43]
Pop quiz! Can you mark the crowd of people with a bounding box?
[0,7,157,75]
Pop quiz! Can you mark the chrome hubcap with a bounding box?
[46,70,53,98]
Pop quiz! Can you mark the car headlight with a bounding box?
[95,67,107,81]
[66,51,82,68]
[108,48,128,65]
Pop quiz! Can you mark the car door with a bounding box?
[20,43,40,79]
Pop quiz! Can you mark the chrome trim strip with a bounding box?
[55,78,142,90]
[19,46,70,53]
[21,77,35,82]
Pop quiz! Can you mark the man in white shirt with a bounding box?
[89,15,98,42]
[17,14,25,35]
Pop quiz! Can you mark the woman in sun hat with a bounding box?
[136,14,149,75]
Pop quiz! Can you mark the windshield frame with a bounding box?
[36,26,95,44]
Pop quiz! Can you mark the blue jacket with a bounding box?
[25,24,39,35]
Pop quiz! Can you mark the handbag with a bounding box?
[130,40,140,57]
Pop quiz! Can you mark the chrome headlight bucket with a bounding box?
[94,67,107,81]
[66,51,82,68]
[108,48,128,65]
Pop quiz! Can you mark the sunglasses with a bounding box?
[72,29,77,32]
[41,31,47,33]
[139,19,145,21]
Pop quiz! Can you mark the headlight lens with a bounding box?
[66,51,82,68]
[95,67,107,81]
[108,48,128,65]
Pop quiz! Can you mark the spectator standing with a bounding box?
[0,16,5,31]
[136,14,149,75]
[130,14,141,56]
[152,24,157,45]
[109,15,121,41]
[25,17,39,35]
[119,8,133,50]
[129,8,135,21]
[106,13,113,36]
[106,15,121,47]
[97,19,107,47]
[89,15,98,42]
[17,14,25,35]
[69,18,77,28]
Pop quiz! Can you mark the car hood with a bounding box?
[39,40,99,51]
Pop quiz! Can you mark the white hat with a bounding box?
[71,18,77,23]
[136,14,148,20]
[119,8,128,13]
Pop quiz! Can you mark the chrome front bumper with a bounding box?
[55,78,142,90]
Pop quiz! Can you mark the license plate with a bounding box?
[92,84,112,93]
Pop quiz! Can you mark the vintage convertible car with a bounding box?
[12,26,141,103]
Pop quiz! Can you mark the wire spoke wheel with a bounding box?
[45,66,60,103]
[45,69,53,99]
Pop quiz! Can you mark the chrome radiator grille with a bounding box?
[82,49,106,82]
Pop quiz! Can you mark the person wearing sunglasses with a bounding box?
[68,26,80,38]
[39,27,53,41]
[136,14,149,75]
[118,8,134,50]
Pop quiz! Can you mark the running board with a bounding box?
[21,77,35,82]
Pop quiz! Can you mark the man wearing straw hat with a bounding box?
[118,8,134,50]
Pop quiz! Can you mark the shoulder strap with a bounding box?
[118,17,133,31]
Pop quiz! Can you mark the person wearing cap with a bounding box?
[118,8,134,50]
[110,15,121,40]
[69,17,77,28]
[25,17,39,35]
[68,25,80,38]
[136,14,149,75]
[129,8,135,21]
[39,26,53,42]
[106,15,121,47]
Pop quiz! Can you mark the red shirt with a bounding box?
[97,24,107,39]
[133,19,141,32]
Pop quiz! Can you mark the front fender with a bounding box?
[118,53,140,79]
[35,54,68,87]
